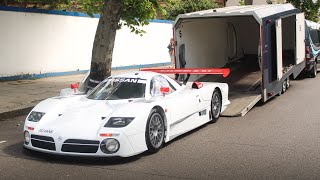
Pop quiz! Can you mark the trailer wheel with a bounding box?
[210,89,221,123]
[310,62,317,78]
[281,79,287,94]
[286,78,290,89]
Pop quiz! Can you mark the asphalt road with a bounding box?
[1,75,320,180]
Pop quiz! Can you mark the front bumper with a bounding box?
[23,130,146,157]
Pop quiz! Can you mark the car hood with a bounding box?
[34,97,116,139]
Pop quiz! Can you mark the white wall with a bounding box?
[0,9,173,77]
[113,22,172,67]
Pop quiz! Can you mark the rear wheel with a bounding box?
[145,109,165,153]
[210,89,222,123]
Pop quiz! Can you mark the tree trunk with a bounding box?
[244,0,253,5]
[87,0,123,89]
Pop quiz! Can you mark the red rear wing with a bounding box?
[141,68,230,78]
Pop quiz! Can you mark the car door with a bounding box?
[151,76,201,126]
[165,87,201,127]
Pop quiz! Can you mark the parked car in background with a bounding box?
[305,20,320,78]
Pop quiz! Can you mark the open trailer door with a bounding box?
[296,13,305,65]
[276,18,283,80]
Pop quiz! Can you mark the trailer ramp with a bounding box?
[221,92,261,117]
[199,56,262,117]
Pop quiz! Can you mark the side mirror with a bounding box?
[70,83,79,93]
[160,87,170,97]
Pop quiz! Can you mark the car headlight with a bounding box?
[100,138,120,154]
[27,111,45,122]
[24,131,30,145]
[104,117,134,128]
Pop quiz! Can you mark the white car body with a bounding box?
[23,71,230,157]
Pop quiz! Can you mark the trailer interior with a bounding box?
[175,16,262,116]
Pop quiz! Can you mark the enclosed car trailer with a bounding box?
[173,4,306,117]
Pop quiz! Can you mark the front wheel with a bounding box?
[210,89,222,123]
[145,109,165,153]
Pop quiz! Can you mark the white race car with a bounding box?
[23,69,230,157]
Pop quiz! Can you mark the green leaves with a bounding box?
[164,0,219,20]
[14,0,168,35]
[79,0,167,35]
[15,0,73,10]
[288,0,320,22]
[121,0,160,35]
[79,0,103,17]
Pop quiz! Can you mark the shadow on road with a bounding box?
[2,123,210,166]
[2,141,143,165]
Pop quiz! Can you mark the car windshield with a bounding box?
[87,77,146,100]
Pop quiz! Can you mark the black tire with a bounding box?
[210,89,222,123]
[281,79,287,94]
[145,109,165,153]
[286,78,290,89]
[310,62,317,78]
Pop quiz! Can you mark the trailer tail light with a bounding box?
[306,45,311,61]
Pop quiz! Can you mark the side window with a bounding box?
[150,75,176,97]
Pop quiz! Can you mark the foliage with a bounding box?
[239,0,245,5]
[81,0,167,34]
[14,0,167,34]
[164,0,219,20]
[14,0,73,9]
[266,0,272,4]
[287,0,320,22]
